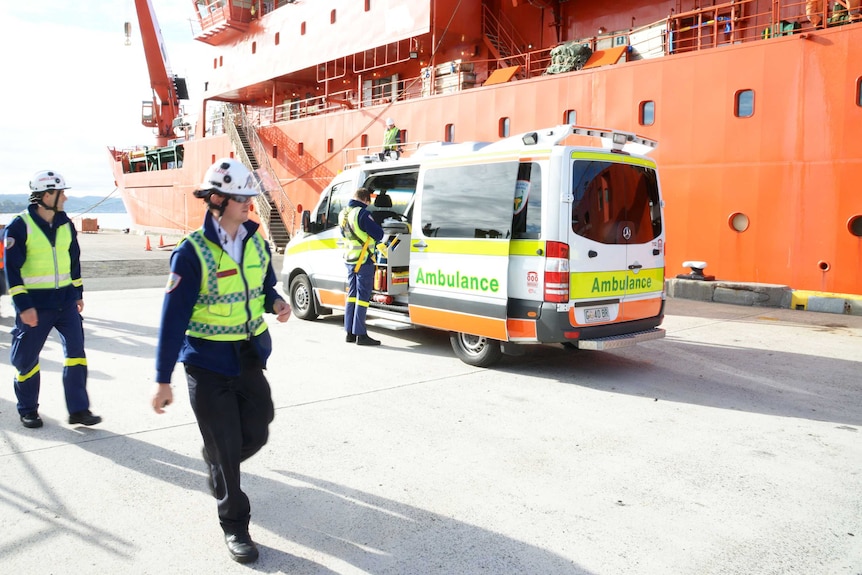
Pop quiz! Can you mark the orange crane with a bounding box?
[129,0,189,147]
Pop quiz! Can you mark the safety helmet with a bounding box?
[385,118,394,127]
[29,170,70,193]
[194,158,258,198]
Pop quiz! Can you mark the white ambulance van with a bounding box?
[282,125,666,366]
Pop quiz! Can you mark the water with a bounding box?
[0,212,132,231]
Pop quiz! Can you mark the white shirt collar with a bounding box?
[213,219,248,263]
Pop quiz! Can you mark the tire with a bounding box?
[289,273,318,320]
[449,332,503,367]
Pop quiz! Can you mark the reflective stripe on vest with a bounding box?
[339,207,372,265]
[185,230,270,341]
[19,212,73,290]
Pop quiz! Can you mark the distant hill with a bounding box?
[0,195,126,214]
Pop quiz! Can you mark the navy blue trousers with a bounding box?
[185,346,274,534]
[344,261,374,336]
[10,304,89,416]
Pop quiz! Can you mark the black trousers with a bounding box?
[185,346,274,534]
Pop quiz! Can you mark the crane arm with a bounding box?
[134,0,184,145]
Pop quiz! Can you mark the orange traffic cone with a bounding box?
[158,235,165,248]
[145,236,152,251]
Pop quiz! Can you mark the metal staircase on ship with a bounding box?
[224,107,293,252]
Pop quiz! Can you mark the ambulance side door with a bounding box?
[408,160,518,340]
[305,179,356,304]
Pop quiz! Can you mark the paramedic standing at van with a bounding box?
[151,158,291,564]
[339,187,384,346]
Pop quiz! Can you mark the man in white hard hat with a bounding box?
[151,158,291,564]
[4,170,101,429]
[382,117,401,159]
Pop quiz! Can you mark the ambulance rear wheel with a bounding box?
[450,332,502,367]
[290,273,318,320]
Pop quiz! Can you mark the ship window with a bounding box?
[327,138,334,153]
[252,41,257,54]
[499,118,510,138]
[365,0,371,11]
[564,110,576,124]
[298,142,304,156]
[331,10,336,24]
[273,145,278,159]
[849,215,862,237]
[857,78,862,106]
[445,124,455,142]
[640,101,655,126]
[219,56,223,67]
[301,22,306,35]
[361,134,368,147]
[275,32,280,45]
[735,89,754,118]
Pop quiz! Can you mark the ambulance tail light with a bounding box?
[544,241,570,303]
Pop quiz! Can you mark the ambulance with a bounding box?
[282,125,666,366]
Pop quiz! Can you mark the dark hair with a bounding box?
[354,187,371,203]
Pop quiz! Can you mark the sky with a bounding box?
[0,1,210,197]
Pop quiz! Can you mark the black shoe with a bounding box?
[20,412,43,429]
[68,410,102,426]
[202,446,215,497]
[356,334,381,346]
[224,532,259,564]
[345,333,356,343]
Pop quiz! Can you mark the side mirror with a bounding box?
[301,210,312,233]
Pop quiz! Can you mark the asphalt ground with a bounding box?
[0,231,860,574]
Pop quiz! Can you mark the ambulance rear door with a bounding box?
[567,152,665,326]
[408,158,519,342]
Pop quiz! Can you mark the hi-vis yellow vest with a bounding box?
[339,206,372,265]
[185,230,270,341]
[17,212,77,291]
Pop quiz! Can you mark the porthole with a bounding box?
[848,215,862,237]
[735,89,754,118]
[728,212,749,232]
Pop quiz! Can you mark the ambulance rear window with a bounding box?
[570,161,661,244]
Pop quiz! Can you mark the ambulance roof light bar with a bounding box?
[569,125,659,155]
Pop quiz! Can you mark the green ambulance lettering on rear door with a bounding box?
[569,268,664,299]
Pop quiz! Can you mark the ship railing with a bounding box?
[341,140,439,171]
[664,0,853,54]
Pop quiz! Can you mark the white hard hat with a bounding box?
[29,170,70,193]
[386,117,394,126]
[196,158,258,197]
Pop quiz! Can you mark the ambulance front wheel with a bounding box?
[450,332,502,367]
[289,273,318,320]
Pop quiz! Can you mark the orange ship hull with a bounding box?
[112,0,862,295]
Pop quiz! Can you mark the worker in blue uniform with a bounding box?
[339,187,384,346]
[151,158,291,564]
[4,170,101,429]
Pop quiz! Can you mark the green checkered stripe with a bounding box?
[188,231,220,294]
[188,316,264,336]
[196,285,264,306]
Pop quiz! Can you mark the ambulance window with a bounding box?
[571,161,661,244]
[513,162,542,239]
[421,161,519,238]
[323,181,355,230]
